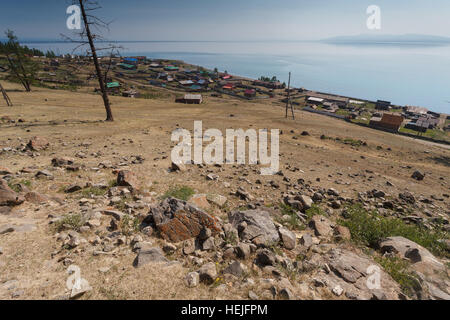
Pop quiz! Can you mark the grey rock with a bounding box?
[255,249,276,267]
[133,247,168,268]
[299,195,313,210]
[299,233,313,248]
[235,243,251,259]
[411,170,425,181]
[223,260,246,277]
[228,209,279,244]
[278,288,294,300]
[309,215,333,237]
[184,272,200,288]
[183,239,196,255]
[379,236,445,272]
[0,224,14,235]
[248,290,259,300]
[279,227,296,250]
[198,262,217,284]
[101,209,124,221]
[202,237,216,251]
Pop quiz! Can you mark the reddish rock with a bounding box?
[0,179,25,206]
[146,198,221,243]
[27,136,49,151]
[117,170,139,190]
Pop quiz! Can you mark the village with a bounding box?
[10,54,448,145]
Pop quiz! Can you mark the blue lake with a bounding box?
[24,41,450,114]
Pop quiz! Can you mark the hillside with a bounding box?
[0,80,449,300]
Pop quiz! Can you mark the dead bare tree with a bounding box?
[0,82,12,106]
[63,0,121,122]
[103,48,119,84]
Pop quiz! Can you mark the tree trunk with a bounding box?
[0,82,13,106]
[78,0,114,121]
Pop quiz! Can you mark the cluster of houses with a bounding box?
[304,92,445,135]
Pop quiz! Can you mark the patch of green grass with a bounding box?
[162,185,195,201]
[53,213,86,232]
[81,186,108,197]
[336,109,350,116]
[8,179,32,192]
[339,204,449,258]
[108,179,118,188]
[223,229,238,246]
[305,204,325,221]
[279,203,303,231]
[114,196,132,211]
[341,138,365,147]
[374,256,421,297]
[399,127,450,143]
[120,214,141,236]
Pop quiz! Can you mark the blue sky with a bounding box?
[1,0,450,41]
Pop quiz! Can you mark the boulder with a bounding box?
[189,194,210,210]
[411,171,425,181]
[228,209,279,245]
[133,247,169,268]
[379,236,445,273]
[317,248,403,300]
[235,243,251,259]
[399,192,416,204]
[309,215,333,237]
[184,272,200,288]
[223,260,247,277]
[279,227,296,250]
[145,198,221,242]
[24,192,49,204]
[198,262,217,284]
[299,195,313,210]
[171,161,186,172]
[255,249,276,267]
[206,194,227,207]
[0,179,25,206]
[117,170,139,190]
[334,225,351,241]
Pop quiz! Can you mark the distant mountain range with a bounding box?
[322,34,450,44]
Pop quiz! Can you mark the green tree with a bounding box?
[0,30,39,92]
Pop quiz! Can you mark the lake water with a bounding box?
[24,41,450,114]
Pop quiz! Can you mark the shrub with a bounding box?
[305,204,325,221]
[120,214,141,236]
[279,203,303,231]
[53,213,86,232]
[339,204,449,258]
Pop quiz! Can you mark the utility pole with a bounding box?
[285,72,295,119]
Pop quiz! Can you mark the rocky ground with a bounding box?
[0,81,449,300]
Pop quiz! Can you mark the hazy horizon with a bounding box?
[1,1,450,41]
